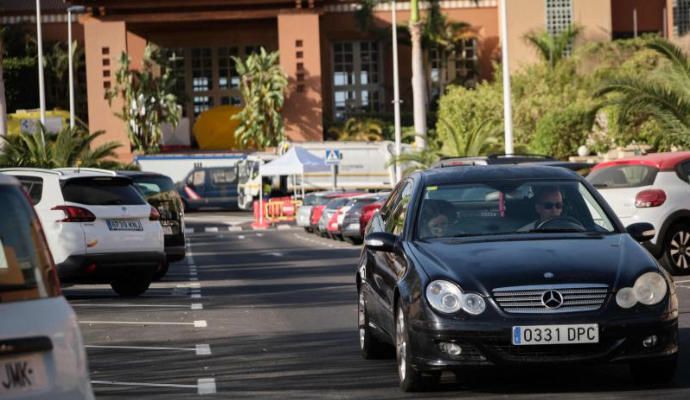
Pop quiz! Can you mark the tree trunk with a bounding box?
[410,20,427,149]
[0,32,7,141]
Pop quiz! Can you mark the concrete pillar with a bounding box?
[83,17,145,163]
[278,12,323,142]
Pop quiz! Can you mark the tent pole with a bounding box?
[259,162,263,226]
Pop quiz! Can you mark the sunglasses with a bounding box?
[540,201,563,210]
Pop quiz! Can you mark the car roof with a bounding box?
[117,170,171,179]
[419,164,580,185]
[592,152,690,172]
[1,167,120,180]
[432,154,556,168]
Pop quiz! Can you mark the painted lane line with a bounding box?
[277,225,292,230]
[86,345,197,353]
[228,226,242,232]
[238,235,245,239]
[190,282,201,288]
[190,271,198,277]
[80,320,207,327]
[184,228,194,234]
[204,227,219,233]
[190,277,199,281]
[198,378,217,395]
[191,294,202,299]
[675,279,690,284]
[91,380,198,390]
[191,303,204,310]
[267,252,284,257]
[256,233,264,237]
[195,344,212,356]
[71,303,192,309]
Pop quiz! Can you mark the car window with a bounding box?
[192,170,206,186]
[416,180,616,239]
[62,178,147,206]
[15,176,44,205]
[0,186,60,303]
[133,176,175,195]
[677,162,690,183]
[587,165,658,188]
[385,181,413,235]
[211,168,237,186]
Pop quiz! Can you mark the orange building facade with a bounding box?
[1,0,685,162]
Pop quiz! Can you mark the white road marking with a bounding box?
[191,294,202,299]
[195,344,212,355]
[228,226,243,232]
[86,345,196,353]
[675,279,690,284]
[256,233,264,237]
[79,320,207,327]
[204,227,219,233]
[71,303,191,309]
[191,303,203,310]
[277,225,292,230]
[267,252,284,257]
[184,228,194,234]
[189,271,198,277]
[197,378,217,395]
[190,277,199,281]
[238,235,245,239]
[91,380,198,390]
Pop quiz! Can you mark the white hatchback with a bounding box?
[0,174,93,399]
[1,168,165,296]
[588,152,690,274]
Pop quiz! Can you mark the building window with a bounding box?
[165,48,187,117]
[545,0,573,36]
[333,41,383,120]
[191,48,212,93]
[428,38,479,103]
[218,47,240,90]
[674,0,690,37]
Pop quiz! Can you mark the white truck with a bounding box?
[134,153,246,184]
[235,141,405,210]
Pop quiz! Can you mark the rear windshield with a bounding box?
[62,178,147,205]
[132,175,175,196]
[0,186,59,302]
[587,165,658,188]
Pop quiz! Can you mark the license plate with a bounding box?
[0,353,49,395]
[107,219,143,231]
[163,226,173,235]
[512,324,599,345]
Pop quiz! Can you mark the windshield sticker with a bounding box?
[427,186,438,192]
[0,241,7,270]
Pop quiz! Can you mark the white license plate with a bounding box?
[0,353,49,395]
[512,324,599,345]
[163,226,174,235]
[107,219,143,231]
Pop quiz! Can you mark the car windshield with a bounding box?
[587,165,658,188]
[133,175,175,196]
[416,180,616,240]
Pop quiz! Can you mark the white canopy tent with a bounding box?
[257,146,330,226]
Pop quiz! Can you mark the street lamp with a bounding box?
[67,5,86,129]
[499,0,514,155]
[35,0,46,125]
[391,0,402,182]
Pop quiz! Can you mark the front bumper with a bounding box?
[407,313,678,371]
[57,252,165,283]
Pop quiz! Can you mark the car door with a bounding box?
[182,169,206,206]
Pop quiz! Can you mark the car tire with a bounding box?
[304,227,313,233]
[396,304,427,392]
[629,356,677,385]
[111,276,152,297]
[661,224,690,274]
[358,289,391,360]
[153,260,170,281]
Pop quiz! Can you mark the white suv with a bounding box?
[0,174,94,399]
[587,152,690,274]
[1,168,165,296]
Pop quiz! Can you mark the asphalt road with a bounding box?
[64,213,690,399]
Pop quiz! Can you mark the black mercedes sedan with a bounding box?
[357,165,678,392]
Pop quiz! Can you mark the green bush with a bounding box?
[531,106,591,159]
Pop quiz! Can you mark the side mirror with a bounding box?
[626,223,656,243]
[364,232,398,253]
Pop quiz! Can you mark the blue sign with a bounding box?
[325,149,341,165]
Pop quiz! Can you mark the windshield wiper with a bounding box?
[528,228,586,233]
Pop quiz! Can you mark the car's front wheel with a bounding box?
[396,304,439,392]
[661,224,690,274]
[111,276,152,297]
[358,289,390,359]
[629,356,677,385]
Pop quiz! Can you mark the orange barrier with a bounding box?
[251,197,303,229]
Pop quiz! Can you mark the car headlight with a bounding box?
[426,280,486,315]
[615,272,668,309]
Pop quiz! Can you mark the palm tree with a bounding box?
[594,38,690,146]
[0,125,122,168]
[410,0,428,149]
[524,25,581,69]
[328,118,385,141]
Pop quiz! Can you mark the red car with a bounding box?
[309,192,362,233]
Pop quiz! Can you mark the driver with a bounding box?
[519,186,563,231]
[420,199,456,238]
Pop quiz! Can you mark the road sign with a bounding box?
[325,149,341,165]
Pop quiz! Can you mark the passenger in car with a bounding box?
[518,186,564,231]
[420,199,457,238]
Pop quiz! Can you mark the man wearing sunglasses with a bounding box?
[518,186,564,232]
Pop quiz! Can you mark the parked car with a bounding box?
[339,193,389,243]
[309,192,361,232]
[433,155,596,176]
[0,174,94,399]
[119,170,186,278]
[359,165,678,391]
[296,191,338,232]
[178,165,239,211]
[1,168,165,297]
[587,152,690,274]
[318,194,362,236]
